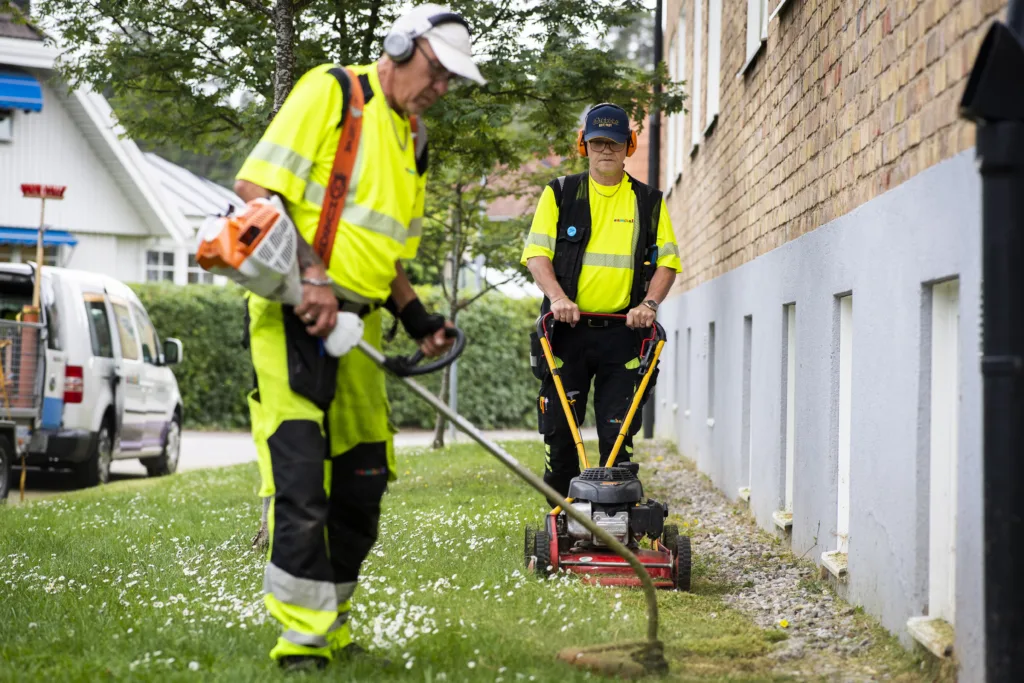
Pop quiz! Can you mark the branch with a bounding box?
[455,275,519,313]
[293,0,316,10]
[473,0,514,45]
[360,0,384,62]
[332,0,347,59]
[230,0,272,16]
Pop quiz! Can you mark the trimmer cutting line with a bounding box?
[363,325,671,678]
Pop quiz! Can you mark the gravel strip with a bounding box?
[637,440,910,680]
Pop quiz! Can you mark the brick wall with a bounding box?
[663,0,1007,293]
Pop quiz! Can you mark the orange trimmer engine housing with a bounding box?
[194,197,303,303]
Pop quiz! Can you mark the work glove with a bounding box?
[395,298,446,340]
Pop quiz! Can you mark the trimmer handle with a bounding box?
[384,326,465,377]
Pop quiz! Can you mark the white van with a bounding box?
[0,264,184,489]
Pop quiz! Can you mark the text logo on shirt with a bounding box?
[613,218,635,223]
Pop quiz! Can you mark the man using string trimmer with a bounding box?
[198,4,486,672]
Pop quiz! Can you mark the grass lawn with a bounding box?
[0,441,879,681]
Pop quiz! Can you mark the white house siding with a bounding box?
[0,78,155,239]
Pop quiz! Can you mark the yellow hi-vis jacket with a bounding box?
[521,174,681,313]
[236,63,427,304]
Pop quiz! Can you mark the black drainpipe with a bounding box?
[642,0,663,440]
[959,3,1024,679]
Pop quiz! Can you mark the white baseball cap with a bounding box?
[389,4,487,85]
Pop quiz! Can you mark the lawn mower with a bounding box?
[524,312,692,592]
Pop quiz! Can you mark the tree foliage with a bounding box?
[34,0,687,450]
[34,0,685,165]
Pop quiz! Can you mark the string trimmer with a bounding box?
[363,327,670,678]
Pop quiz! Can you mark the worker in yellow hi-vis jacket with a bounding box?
[522,103,682,499]
[233,4,486,671]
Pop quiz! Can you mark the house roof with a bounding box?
[144,153,242,226]
[0,8,42,42]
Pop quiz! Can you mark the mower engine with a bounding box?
[564,464,667,548]
[527,461,689,590]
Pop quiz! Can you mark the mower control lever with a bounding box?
[383,326,465,377]
[639,321,667,374]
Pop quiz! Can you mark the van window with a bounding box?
[132,304,161,365]
[83,296,114,358]
[111,302,140,361]
[44,300,60,351]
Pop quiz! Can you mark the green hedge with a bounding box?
[131,283,543,431]
[382,288,540,430]
[131,283,253,429]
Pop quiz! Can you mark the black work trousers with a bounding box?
[537,321,650,499]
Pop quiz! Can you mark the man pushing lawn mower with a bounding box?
[522,103,692,591]
[198,4,486,672]
[522,103,682,496]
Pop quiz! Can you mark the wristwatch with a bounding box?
[642,299,659,312]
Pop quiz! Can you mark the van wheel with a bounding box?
[76,423,112,488]
[143,417,180,477]
[0,435,12,501]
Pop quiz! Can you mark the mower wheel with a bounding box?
[533,529,553,578]
[673,535,692,591]
[524,525,536,569]
[661,524,679,553]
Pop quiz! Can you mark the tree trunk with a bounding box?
[253,0,297,551]
[431,363,451,448]
[271,0,297,114]
[431,186,464,449]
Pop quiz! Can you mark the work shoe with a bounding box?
[335,642,393,668]
[278,654,329,672]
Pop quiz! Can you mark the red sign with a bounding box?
[20,184,67,199]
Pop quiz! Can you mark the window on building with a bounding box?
[707,321,716,425]
[146,250,175,282]
[691,0,703,150]
[741,0,769,75]
[782,304,796,514]
[666,35,679,183]
[741,315,753,494]
[111,301,140,361]
[0,244,60,266]
[187,254,213,284]
[706,0,722,132]
[836,294,853,555]
[926,279,960,625]
[685,327,692,415]
[676,18,686,163]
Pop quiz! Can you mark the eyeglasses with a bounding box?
[588,139,627,152]
[415,42,458,87]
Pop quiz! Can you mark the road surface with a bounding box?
[6,427,598,504]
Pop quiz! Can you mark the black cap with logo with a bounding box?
[582,104,630,144]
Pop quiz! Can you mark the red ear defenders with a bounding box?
[577,103,638,158]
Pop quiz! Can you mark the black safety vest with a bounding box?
[541,172,663,314]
